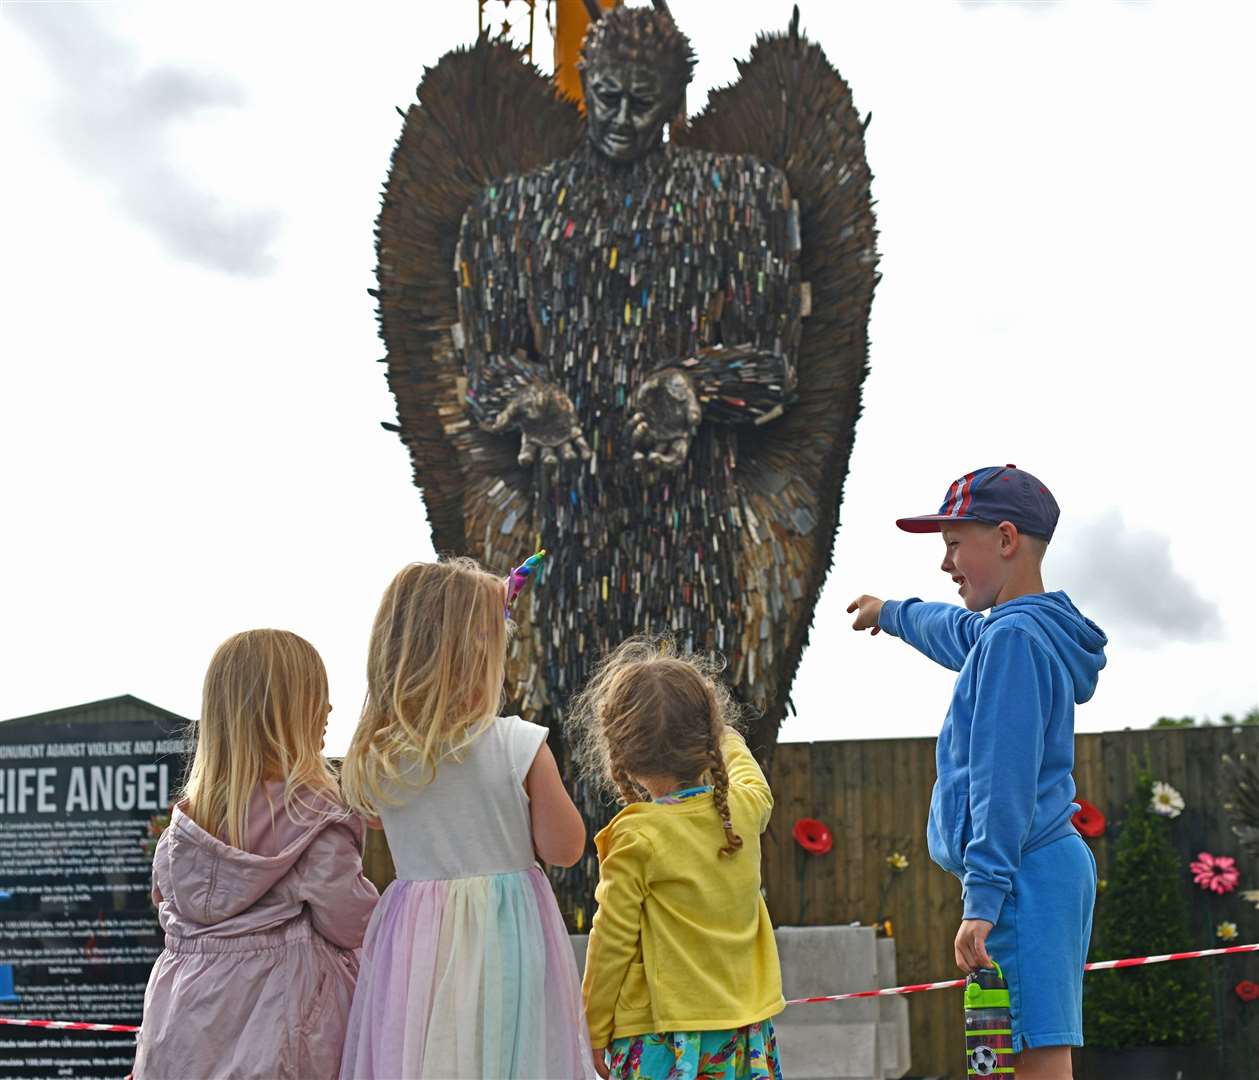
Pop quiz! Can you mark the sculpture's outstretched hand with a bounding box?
[489,383,592,470]
[628,368,701,470]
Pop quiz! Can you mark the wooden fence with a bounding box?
[763,725,1259,1077]
[361,725,1259,1077]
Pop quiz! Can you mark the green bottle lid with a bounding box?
[965,963,1010,1009]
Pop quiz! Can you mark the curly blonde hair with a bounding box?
[340,557,509,816]
[567,636,745,856]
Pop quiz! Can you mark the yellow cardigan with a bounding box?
[581,731,785,1047]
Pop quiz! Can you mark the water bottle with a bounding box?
[964,962,1014,1077]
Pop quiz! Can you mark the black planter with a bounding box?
[1077,1044,1214,1080]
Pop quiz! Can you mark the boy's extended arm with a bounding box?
[960,628,1054,925]
[878,597,987,672]
[582,825,652,1049]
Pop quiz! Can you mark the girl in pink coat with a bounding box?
[132,629,379,1080]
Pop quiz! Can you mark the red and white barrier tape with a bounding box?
[2,941,1255,1029]
[786,942,1259,1005]
[0,1018,139,1033]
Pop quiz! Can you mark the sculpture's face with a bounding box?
[584,61,676,163]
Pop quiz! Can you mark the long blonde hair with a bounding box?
[340,557,509,816]
[182,629,339,848]
[567,636,745,857]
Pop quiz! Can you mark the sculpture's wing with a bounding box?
[375,37,582,556]
[673,8,879,744]
[1223,753,1259,860]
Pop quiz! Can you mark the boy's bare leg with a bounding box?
[1014,1045,1072,1079]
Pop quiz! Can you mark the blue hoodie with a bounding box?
[879,591,1107,925]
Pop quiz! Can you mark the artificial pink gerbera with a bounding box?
[1190,852,1240,894]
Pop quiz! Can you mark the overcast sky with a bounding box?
[1,0,1254,753]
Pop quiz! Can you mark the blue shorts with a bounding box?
[982,833,1096,1051]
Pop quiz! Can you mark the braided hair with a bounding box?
[707,723,743,857]
[611,761,647,807]
[566,636,746,857]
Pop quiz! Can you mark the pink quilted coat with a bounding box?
[132,782,379,1080]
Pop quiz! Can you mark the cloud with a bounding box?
[7,3,279,276]
[1053,510,1222,647]
[956,0,1064,11]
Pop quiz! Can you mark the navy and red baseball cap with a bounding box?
[896,465,1060,541]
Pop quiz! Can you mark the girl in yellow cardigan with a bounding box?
[568,638,785,1080]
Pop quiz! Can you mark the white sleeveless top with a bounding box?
[378,715,548,882]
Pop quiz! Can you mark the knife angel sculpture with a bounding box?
[374,1,878,909]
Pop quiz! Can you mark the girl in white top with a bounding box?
[339,558,591,1079]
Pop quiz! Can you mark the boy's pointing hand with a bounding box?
[847,595,884,635]
[954,918,995,972]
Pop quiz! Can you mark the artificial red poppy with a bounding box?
[1236,980,1259,1003]
[792,817,833,856]
[1071,799,1106,838]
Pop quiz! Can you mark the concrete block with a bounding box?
[776,926,879,1025]
[876,937,911,1078]
[877,1014,911,1079]
[773,1014,877,1078]
[569,926,911,1080]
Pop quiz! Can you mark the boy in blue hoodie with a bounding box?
[849,465,1106,1080]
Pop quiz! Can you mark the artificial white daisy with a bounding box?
[1150,781,1185,818]
[1217,921,1239,942]
[1241,889,1259,910]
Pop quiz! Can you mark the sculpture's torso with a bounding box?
[459,143,794,703]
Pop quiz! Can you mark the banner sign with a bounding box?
[0,698,190,1080]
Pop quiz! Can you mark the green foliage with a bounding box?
[1150,706,1259,728]
[1151,716,1197,728]
[1084,774,1214,1048]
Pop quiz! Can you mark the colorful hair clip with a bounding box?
[505,549,547,618]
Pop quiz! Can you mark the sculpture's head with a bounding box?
[578,1,695,164]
